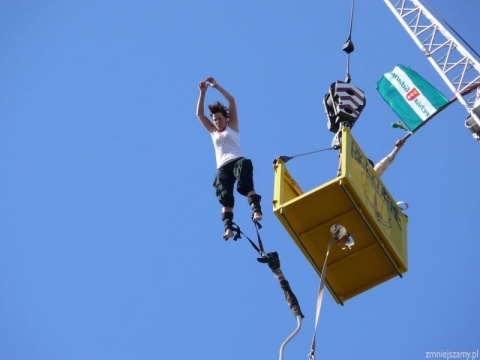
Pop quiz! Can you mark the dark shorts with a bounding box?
[213,157,254,208]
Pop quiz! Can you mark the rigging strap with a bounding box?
[275,146,334,164]
[258,252,305,319]
[231,220,265,258]
[308,236,334,360]
[232,220,303,317]
[232,219,305,358]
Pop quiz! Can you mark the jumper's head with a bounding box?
[209,101,229,131]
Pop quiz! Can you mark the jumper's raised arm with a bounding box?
[206,77,238,132]
[196,81,215,133]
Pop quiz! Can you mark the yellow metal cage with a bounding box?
[273,127,408,304]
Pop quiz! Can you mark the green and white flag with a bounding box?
[376,64,449,132]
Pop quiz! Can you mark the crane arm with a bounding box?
[384,0,480,141]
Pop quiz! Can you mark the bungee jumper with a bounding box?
[196,78,305,357]
[187,95,306,351]
[196,77,263,240]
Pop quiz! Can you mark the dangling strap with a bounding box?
[308,236,334,360]
[231,220,266,258]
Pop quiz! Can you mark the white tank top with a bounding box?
[211,126,244,168]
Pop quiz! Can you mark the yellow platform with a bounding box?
[273,127,408,304]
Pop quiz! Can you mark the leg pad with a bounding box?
[222,211,234,231]
[248,194,262,215]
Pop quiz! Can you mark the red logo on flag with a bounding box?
[406,88,420,101]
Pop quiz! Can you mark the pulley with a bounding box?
[323,80,366,133]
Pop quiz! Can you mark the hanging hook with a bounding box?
[342,36,354,54]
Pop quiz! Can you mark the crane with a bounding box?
[384,0,480,142]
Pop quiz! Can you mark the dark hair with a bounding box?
[208,101,229,119]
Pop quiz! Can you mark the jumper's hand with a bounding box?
[205,76,217,88]
[198,81,208,92]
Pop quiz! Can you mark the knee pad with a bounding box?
[222,211,234,230]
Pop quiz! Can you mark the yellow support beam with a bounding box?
[273,127,408,304]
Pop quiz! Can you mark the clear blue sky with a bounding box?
[1,1,479,359]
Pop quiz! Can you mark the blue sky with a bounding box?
[1,1,479,359]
